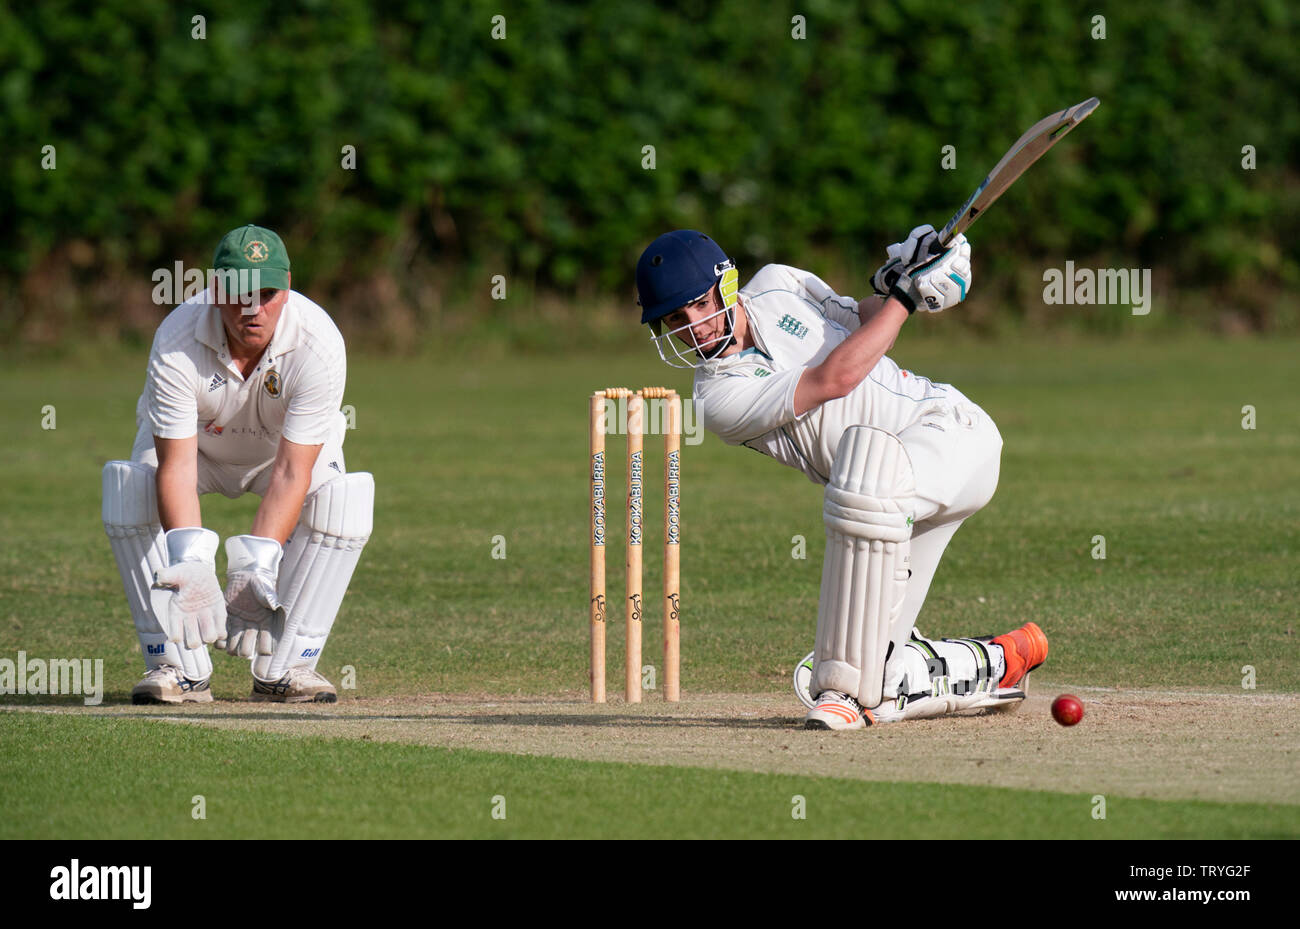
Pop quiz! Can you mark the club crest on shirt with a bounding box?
[776,314,809,339]
[264,370,281,397]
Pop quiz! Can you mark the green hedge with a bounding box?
[2,0,1297,342]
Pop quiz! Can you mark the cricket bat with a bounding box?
[877,96,1100,286]
[931,96,1100,253]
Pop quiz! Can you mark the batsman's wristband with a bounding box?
[888,282,919,315]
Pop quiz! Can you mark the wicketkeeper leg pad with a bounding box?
[102,460,212,681]
[252,472,374,681]
[811,427,915,708]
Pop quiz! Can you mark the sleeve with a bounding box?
[281,350,344,446]
[697,365,803,446]
[767,264,861,331]
[146,343,199,439]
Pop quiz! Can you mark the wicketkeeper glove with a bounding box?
[151,528,227,649]
[224,535,283,658]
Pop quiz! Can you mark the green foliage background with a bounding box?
[2,0,1297,347]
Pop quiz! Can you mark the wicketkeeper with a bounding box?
[102,224,373,704]
[634,229,1047,729]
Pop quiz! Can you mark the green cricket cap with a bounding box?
[212,224,291,293]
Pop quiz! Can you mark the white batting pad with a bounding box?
[869,685,1025,723]
[811,427,915,707]
[253,472,374,681]
[102,460,212,681]
[867,633,1018,721]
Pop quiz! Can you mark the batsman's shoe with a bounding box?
[793,651,816,710]
[251,667,337,703]
[804,691,872,730]
[131,666,213,705]
[990,621,1049,689]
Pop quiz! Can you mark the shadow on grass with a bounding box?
[10,701,811,730]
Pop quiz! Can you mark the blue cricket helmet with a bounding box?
[636,230,734,324]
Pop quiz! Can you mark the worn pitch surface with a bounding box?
[11,686,1295,806]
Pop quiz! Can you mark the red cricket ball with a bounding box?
[1051,694,1085,726]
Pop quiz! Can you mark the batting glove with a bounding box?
[151,528,227,649]
[888,234,972,314]
[224,535,283,658]
[871,224,941,295]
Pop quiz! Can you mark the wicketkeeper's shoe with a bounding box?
[251,667,338,703]
[991,621,1049,689]
[804,691,872,730]
[131,666,213,705]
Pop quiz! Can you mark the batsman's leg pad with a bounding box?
[253,472,374,681]
[897,632,1004,698]
[811,427,915,708]
[102,460,212,681]
[871,631,1018,721]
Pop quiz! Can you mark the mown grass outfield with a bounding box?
[1,332,1297,839]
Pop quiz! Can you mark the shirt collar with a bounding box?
[263,293,299,365]
[712,295,772,367]
[193,291,300,364]
[195,297,226,354]
[744,298,774,358]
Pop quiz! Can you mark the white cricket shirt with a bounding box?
[138,290,347,466]
[694,264,959,484]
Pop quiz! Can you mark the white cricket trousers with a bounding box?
[895,390,1003,634]
[128,415,348,497]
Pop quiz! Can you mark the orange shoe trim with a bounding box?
[815,704,859,724]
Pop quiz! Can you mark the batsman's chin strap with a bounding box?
[697,313,736,359]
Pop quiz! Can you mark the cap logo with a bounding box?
[244,241,270,262]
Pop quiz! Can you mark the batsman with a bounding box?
[102,224,373,704]
[635,229,1047,729]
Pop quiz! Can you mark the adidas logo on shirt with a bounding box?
[208,373,227,392]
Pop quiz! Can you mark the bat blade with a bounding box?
[936,96,1099,248]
